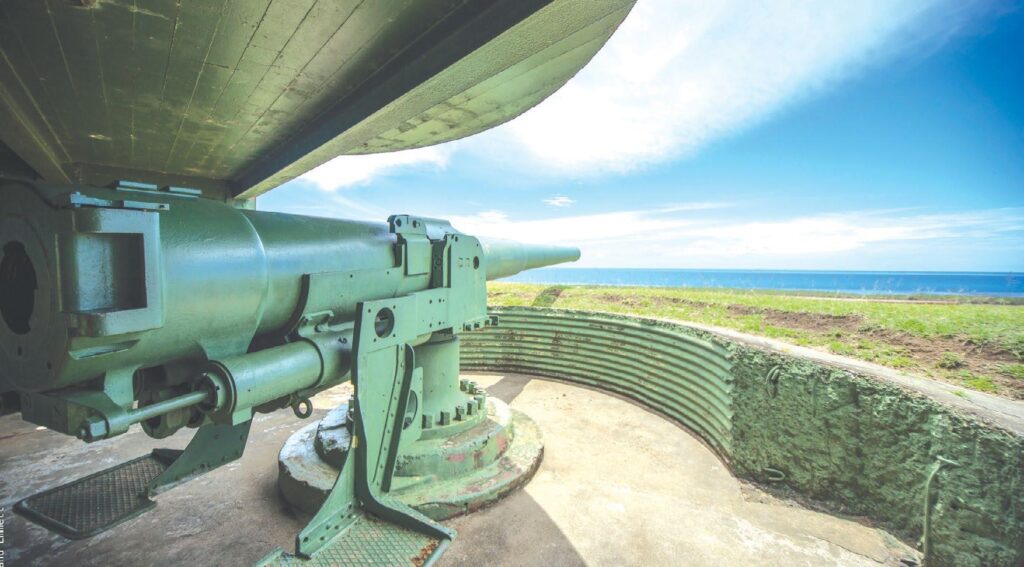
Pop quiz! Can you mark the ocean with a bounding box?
[500,268,1024,297]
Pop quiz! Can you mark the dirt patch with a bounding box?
[751,305,1013,359]
[727,303,860,326]
[531,286,567,308]
[738,305,1021,398]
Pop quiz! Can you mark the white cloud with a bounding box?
[450,207,1024,269]
[448,202,727,245]
[484,0,982,174]
[300,145,452,190]
[543,196,576,207]
[292,1,985,186]
[673,211,1017,257]
[451,207,692,244]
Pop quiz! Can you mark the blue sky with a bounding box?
[260,0,1023,272]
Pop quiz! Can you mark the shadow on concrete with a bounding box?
[0,405,586,567]
[441,490,586,567]
[0,412,307,567]
[486,375,533,404]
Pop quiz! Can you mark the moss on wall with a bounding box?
[726,345,1023,566]
[462,307,1024,566]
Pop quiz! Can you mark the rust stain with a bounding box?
[411,540,440,566]
[0,430,38,442]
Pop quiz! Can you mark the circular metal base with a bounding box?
[278,397,543,520]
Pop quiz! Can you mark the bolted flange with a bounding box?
[278,396,543,520]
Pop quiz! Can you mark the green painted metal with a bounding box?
[461,308,734,455]
[278,393,544,521]
[147,420,253,495]
[258,515,447,567]
[481,239,582,281]
[459,306,1024,567]
[0,180,576,435]
[0,0,636,199]
[0,177,578,564]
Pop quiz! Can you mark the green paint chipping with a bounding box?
[462,307,1024,567]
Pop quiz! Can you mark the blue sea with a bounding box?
[501,268,1024,297]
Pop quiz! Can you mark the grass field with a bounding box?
[488,283,1024,399]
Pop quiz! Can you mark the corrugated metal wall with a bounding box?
[460,307,734,456]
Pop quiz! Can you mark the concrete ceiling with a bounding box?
[0,0,634,200]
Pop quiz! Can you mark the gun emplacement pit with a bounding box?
[0,372,918,566]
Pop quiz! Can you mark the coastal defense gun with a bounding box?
[0,178,579,563]
[0,0,635,562]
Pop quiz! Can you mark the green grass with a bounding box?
[937,352,966,370]
[1001,364,1024,381]
[489,283,1024,398]
[961,373,999,393]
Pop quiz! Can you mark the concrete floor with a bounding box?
[0,373,915,566]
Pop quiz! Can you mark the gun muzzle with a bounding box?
[480,239,581,281]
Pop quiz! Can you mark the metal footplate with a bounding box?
[257,510,447,567]
[14,453,171,539]
[15,420,251,539]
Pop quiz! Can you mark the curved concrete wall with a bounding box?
[461,308,734,455]
[461,307,1024,567]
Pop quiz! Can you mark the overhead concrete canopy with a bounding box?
[0,0,635,200]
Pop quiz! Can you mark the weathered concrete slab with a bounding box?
[443,374,916,566]
[0,375,914,566]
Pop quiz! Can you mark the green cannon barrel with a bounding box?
[0,178,582,440]
[0,180,397,393]
[0,180,579,396]
[481,239,581,281]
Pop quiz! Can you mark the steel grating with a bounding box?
[14,453,168,539]
[460,307,735,455]
[262,514,441,567]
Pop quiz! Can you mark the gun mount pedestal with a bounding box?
[278,335,544,520]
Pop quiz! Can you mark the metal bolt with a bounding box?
[439,411,451,426]
[78,416,108,441]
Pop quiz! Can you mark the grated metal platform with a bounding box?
[259,514,444,567]
[14,453,168,539]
